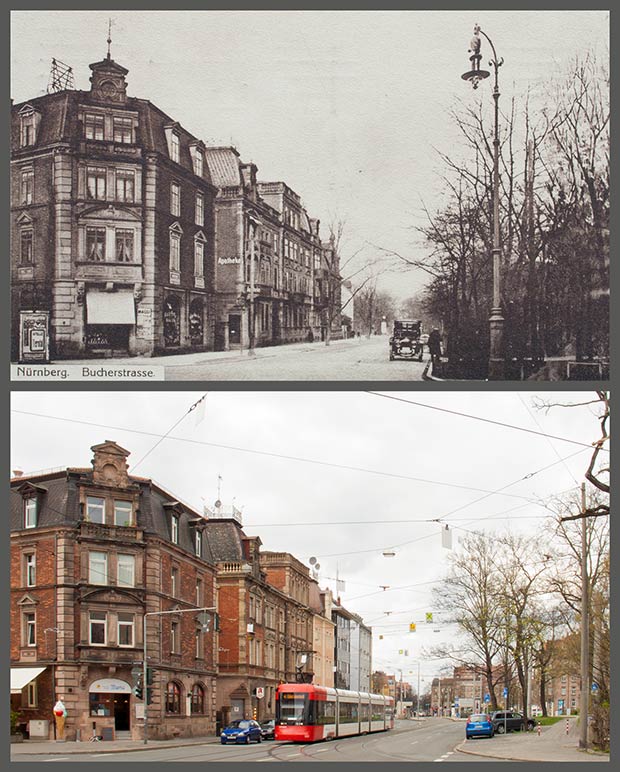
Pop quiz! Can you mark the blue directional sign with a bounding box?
[484,694,490,703]
[503,687,508,698]
[591,683,599,692]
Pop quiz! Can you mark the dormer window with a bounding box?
[171,515,179,544]
[19,106,41,147]
[170,132,180,163]
[195,530,202,557]
[114,500,133,526]
[113,116,133,144]
[86,496,105,523]
[24,497,37,528]
[194,150,204,178]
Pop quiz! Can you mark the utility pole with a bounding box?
[417,662,421,717]
[579,482,589,749]
[247,214,260,356]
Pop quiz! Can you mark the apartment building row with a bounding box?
[10,51,343,361]
[10,440,370,741]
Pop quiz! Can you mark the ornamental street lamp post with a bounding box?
[462,24,505,380]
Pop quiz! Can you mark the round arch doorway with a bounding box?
[89,678,132,732]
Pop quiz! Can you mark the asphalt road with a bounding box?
[62,336,430,381]
[12,719,509,763]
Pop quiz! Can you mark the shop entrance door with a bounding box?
[114,694,130,731]
[228,315,241,345]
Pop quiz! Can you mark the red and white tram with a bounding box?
[275,683,395,743]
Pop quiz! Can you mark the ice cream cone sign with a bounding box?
[53,699,67,740]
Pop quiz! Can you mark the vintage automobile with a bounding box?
[389,319,424,361]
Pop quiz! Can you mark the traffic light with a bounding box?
[409,622,417,632]
[146,687,154,705]
[146,667,154,686]
[133,676,143,699]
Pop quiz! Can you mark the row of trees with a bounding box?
[430,396,609,749]
[415,53,609,364]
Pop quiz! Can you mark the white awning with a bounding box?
[11,667,47,694]
[86,291,136,325]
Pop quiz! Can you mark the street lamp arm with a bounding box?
[477,28,503,73]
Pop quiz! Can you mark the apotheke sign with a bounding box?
[218,257,241,265]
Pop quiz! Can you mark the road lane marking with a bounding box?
[410,741,419,745]
[286,753,301,758]
[314,748,330,753]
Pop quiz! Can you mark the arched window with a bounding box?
[191,683,205,714]
[165,681,182,714]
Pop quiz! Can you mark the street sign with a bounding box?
[131,666,142,678]
[426,612,433,623]
[591,683,599,692]
[503,687,508,698]
[256,687,265,699]
[484,694,490,703]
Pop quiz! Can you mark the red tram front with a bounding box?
[275,683,394,743]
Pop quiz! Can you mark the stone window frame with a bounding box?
[190,682,205,714]
[195,192,204,226]
[19,105,41,147]
[193,232,206,280]
[26,680,38,708]
[169,227,182,274]
[88,550,108,585]
[86,165,108,200]
[170,181,181,217]
[23,609,36,647]
[170,513,179,544]
[170,565,179,598]
[117,612,135,647]
[84,112,105,141]
[194,529,202,557]
[170,620,180,654]
[112,115,133,144]
[170,132,180,164]
[20,227,34,266]
[165,680,182,714]
[89,610,107,646]
[117,553,136,587]
[81,490,138,526]
[20,166,34,205]
[23,550,36,587]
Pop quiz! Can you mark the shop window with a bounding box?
[24,497,37,528]
[116,169,135,202]
[87,166,107,200]
[165,681,181,713]
[163,296,181,346]
[21,168,34,205]
[89,551,108,584]
[191,683,205,714]
[89,611,107,645]
[86,495,105,523]
[113,116,133,144]
[24,611,36,646]
[86,228,106,262]
[117,554,135,587]
[117,613,134,647]
[189,299,204,346]
[84,113,105,140]
[20,229,33,265]
[24,552,36,586]
[114,500,133,526]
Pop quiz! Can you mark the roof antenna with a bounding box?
[107,18,112,59]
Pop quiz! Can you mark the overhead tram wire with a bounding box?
[365,392,609,452]
[11,410,547,504]
[128,394,207,473]
[312,447,589,559]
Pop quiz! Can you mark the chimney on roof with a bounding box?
[13,469,24,478]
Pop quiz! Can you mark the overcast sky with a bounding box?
[11,9,609,303]
[11,390,605,684]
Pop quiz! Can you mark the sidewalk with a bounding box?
[456,718,609,762]
[11,734,222,756]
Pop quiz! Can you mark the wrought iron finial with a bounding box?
[107,18,112,59]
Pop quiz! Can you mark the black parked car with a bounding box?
[260,719,276,740]
[490,711,536,733]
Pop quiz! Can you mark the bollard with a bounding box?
[566,718,569,735]
[537,722,541,736]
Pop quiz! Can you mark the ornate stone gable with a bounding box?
[90,441,131,488]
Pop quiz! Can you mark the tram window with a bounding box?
[339,701,359,724]
[277,692,315,724]
[371,704,384,721]
[317,699,336,725]
[360,702,370,721]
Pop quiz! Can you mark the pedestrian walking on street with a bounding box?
[428,328,442,364]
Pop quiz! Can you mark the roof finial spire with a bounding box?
[107,17,112,59]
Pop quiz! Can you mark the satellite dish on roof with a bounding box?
[214,499,222,508]
[309,557,317,565]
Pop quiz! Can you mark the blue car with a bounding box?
[221,719,263,744]
[466,713,494,739]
